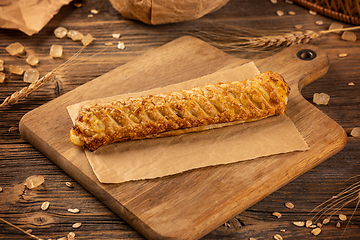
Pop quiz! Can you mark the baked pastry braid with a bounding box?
[70,71,290,151]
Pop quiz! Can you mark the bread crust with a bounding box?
[70,71,290,151]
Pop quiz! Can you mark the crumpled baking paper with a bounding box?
[0,0,72,36]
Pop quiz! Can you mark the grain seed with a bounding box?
[311,227,321,236]
[273,234,283,240]
[288,11,296,15]
[112,33,121,38]
[285,202,294,209]
[65,182,73,188]
[317,222,322,228]
[341,31,357,41]
[339,214,347,221]
[9,65,24,75]
[0,72,5,83]
[72,222,82,229]
[322,217,330,225]
[73,3,82,7]
[67,232,75,240]
[6,42,25,56]
[276,10,284,16]
[285,0,293,4]
[91,9,99,14]
[293,221,305,227]
[306,220,312,227]
[272,212,282,218]
[338,53,348,58]
[309,10,317,15]
[249,238,257,240]
[25,175,45,189]
[117,41,125,50]
[336,222,341,227]
[351,127,360,137]
[105,42,113,46]
[41,201,50,211]
[68,208,80,213]
[8,126,19,132]
[280,229,286,232]
[0,187,3,192]
[315,20,324,25]
[348,82,355,86]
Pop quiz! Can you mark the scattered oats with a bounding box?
[6,42,25,56]
[24,69,40,83]
[72,222,82,229]
[273,234,283,240]
[65,182,73,188]
[348,82,354,86]
[285,0,293,4]
[117,41,125,50]
[329,22,343,33]
[54,27,68,39]
[280,229,286,232]
[339,214,347,221]
[0,59,4,71]
[288,11,296,15]
[315,20,324,25]
[313,92,330,105]
[67,30,84,41]
[81,33,94,46]
[0,187,2,192]
[276,10,284,16]
[9,65,24,75]
[338,53,348,58]
[0,72,5,83]
[73,3,82,7]
[25,175,45,189]
[311,227,321,236]
[350,127,360,137]
[88,14,94,18]
[341,31,357,41]
[285,202,294,209]
[67,232,75,240]
[105,42,113,46]
[25,229,32,233]
[306,220,312,227]
[309,224,317,228]
[270,0,277,4]
[336,222,341,228]
[50,45,63,58]
[317,222,322,228]
[41,201,50,211]
[91,9,99,14]
[112,33,121,38]
[68,208,80,213]
[272,212,282,218]
[8,126,19,132]
[309,10,317,15]
[26,55,39,66]
[293,221,305,227]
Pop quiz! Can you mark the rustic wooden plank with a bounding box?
[1,0,359,239]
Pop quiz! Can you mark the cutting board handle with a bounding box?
[255,44,330,92]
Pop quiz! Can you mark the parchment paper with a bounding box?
[0,0,72,36]
[67,62,309,183]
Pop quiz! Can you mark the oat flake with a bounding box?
[339,214,347,221]
[72,222,82,229]
[293,221,305,227]
[272,212,282,218]
[285,202,294,209]
[311,227,321,236]
[41,201,50,211]
[273,234,283,240]
[306,220,312,227]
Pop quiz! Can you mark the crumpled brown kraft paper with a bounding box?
[0,0,72,36]
[67,62,309,184]
[109,0,229,25]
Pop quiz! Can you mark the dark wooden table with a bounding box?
[1,0,359,239]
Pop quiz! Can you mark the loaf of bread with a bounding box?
[70,71,290,151]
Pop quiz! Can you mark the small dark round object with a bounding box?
[297,49,317,61]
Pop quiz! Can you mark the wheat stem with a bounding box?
[0,217,43,240]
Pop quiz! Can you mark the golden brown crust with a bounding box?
[70,71,290,151]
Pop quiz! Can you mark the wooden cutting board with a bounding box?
[19,36,347,240]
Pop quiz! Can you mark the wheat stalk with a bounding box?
[194,25,360,52]
[0,217,43,240]
[0,46,86,108]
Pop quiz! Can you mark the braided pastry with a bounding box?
[70,71,290,151]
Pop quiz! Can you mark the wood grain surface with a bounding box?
[1,0,360,239]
